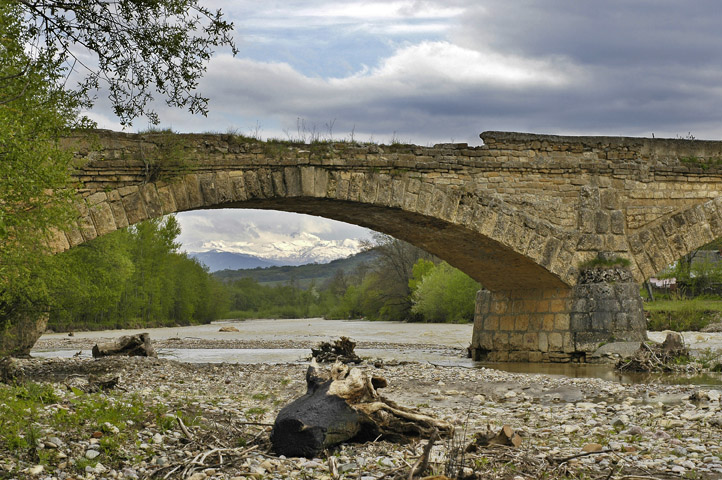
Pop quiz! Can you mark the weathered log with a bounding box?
[311,336,361,364]
[92,333,156,358]
[271,360,452,457]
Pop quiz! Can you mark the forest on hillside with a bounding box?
[46,218,481,331]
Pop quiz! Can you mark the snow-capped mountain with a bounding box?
[185,232,363,269]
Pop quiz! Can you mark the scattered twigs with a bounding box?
[408,429,438,479]
[173,445,258,478]
[328,455,339,480]
[176,416,192,440]
[549,448,613,465]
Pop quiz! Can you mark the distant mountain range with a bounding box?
[212,249,378,287]
[188,250,285,271]
[185,232,363,271]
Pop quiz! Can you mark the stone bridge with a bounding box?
[53,129,722,362]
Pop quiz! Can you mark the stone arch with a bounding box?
[628,197,722,281]
[50,168,578,292]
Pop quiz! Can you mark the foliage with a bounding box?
[645,298,722,331]
[580,256,631,269]
[46,216,228,331]
[0,3,87,325]
[217,238,479,324]
[410,261,480,323]
[2,0,234,350]
[18,0,236,126]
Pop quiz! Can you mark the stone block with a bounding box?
[109,200,129,229]
[46,228,70,254]
[140,184,163,217]
[300,167,315,196]
[170,179,191,211]
[484,315,499,330]
[509,333,523,349]
[508,351,529,362]
[514,314,529,330]
[528,351,544,362]
[595,211,610,233]
[492,299,508,315]
[554,314,570,331]
[89,201,117,236]
[156,185,177,214]
[244,171,262,198]
[121,191,148,225]
[542,314,555,331]
[314,169,329,198]
[548,332,563,351]
[493,332,509,349]
[86,192,107,206]
[184,175,204,208]
[348,173,364,201]
[610,210,625,234]
[258,169,274,197]
[272,171,286,197]
[523,332,538,350]
[499,316,515,331]
[284,167,302,196]
[538,332,549,352]
[549,299,567,313]
[65,228,84,247]
[78,213,97,242]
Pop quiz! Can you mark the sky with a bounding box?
[86,0,722,256]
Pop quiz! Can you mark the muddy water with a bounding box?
[33,318,722,385]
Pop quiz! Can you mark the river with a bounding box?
[31,317,722,385]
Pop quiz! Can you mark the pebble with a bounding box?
[85,450,100,459]
[9,347,722,479]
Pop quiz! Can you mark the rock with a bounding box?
[311,337,362,364]
[271,361,450,457]
[590,342,642,361]
[187,474,206,480]
[661,332,686,355]
[701,322,722,333]
[218,326,239,332]
[92,333,156,358]
[27,465,44,475]
[0,310,48,357]
[582,443,603,452]
[85,449,100,459]
[564,425,580,434]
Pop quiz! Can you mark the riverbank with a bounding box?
[3,352,722,479]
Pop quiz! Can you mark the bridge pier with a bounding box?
[470,268,647,362]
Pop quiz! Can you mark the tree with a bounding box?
[410,261,480,323]
[17,0,236,125]
[0,2,84,326]
[1,0,235,353]
[351,234,434,321]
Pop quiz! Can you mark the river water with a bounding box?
[32,318,722,385]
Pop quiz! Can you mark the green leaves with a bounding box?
[18,0,236,126]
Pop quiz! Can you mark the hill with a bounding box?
[213,249,378,288]
[189,250,283,271]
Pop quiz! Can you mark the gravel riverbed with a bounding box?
[4,340,722,479]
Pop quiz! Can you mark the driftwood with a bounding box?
[466,424,522,451]
[311,336,362,364]
[616,332,691,373]
[271,360,452,457]
[92,333,156,358]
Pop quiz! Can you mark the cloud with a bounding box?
[175,209,372,253]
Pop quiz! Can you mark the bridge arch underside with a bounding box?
[215,197,567,292]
